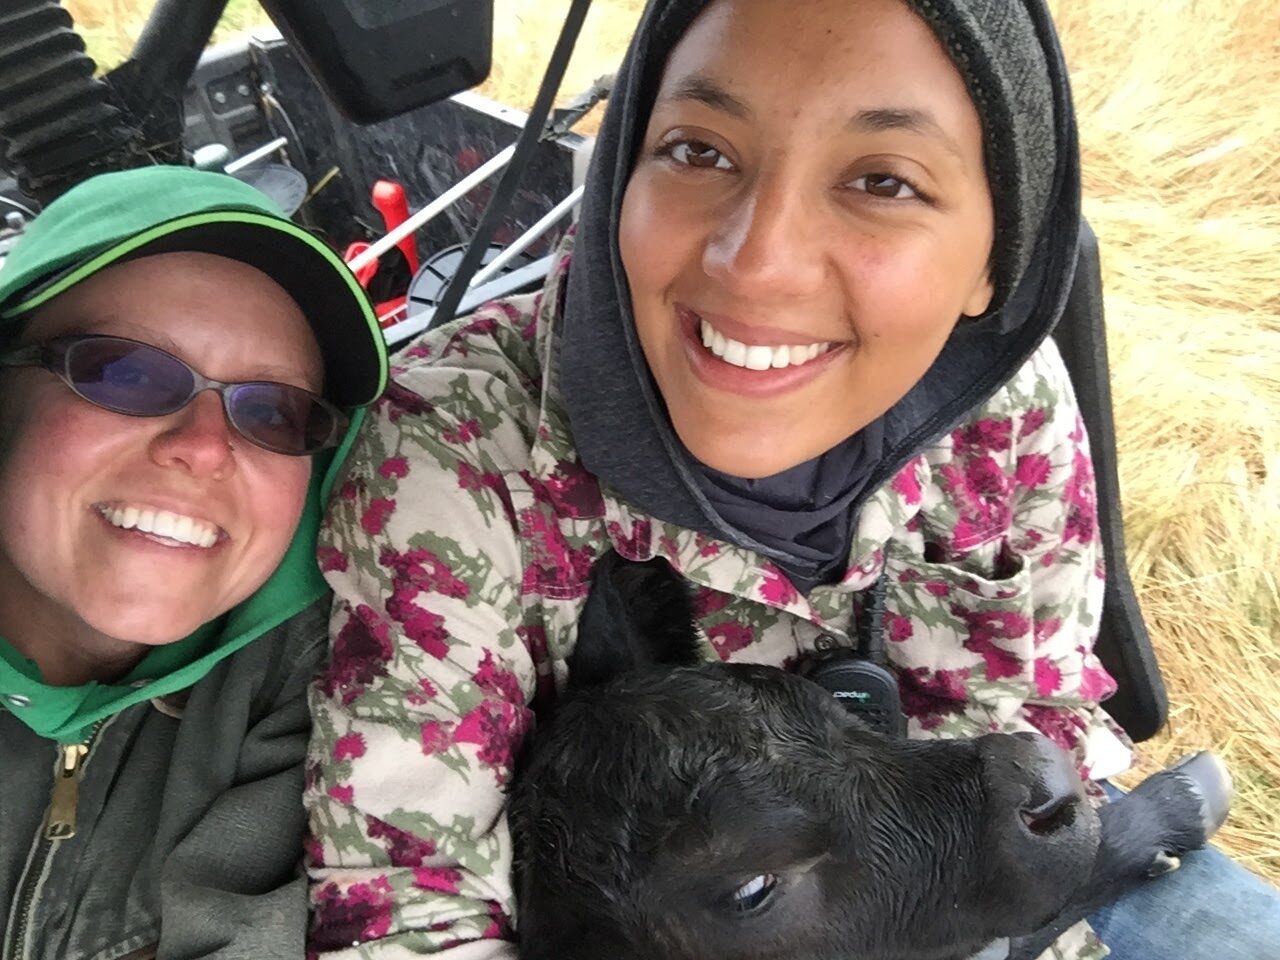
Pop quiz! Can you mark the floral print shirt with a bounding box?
[305,241,1130,960]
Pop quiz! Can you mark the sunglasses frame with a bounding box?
[0,334,348,456]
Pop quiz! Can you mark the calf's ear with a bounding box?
[568,549,701,689]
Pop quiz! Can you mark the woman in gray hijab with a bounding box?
[306,1,1280,958]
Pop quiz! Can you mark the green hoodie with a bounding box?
[0,417,369,960]
[0,430,359,746]
[0,166,387,960]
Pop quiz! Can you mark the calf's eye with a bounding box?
[730,873,778,913]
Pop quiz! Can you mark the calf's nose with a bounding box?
[979,731,1085,838]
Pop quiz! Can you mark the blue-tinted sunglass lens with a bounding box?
[66,340,194,414]
[227,382,331,454]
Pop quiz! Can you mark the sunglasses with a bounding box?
[0,334,347,456]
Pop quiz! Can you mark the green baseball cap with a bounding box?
[0,165,387,408]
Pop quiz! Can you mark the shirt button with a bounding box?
[3,693,32,708]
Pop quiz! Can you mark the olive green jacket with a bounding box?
[0,598,327,960]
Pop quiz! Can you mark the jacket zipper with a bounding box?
[5,721,104,960]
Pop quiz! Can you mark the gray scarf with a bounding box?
[561,0,1081,592]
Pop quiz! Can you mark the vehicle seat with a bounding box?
[1050,220,1168,742]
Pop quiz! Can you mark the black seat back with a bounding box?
[1050,221,1168,742]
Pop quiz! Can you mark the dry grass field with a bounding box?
[67,0,1279,883]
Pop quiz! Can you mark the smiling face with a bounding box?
[0,251,322,683]
[619,0,995,478]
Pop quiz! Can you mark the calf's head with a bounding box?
[511,554,1100,960]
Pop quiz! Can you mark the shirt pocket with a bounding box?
[883,540,1036,732]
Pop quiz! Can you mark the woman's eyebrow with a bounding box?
[848,108,965,159]
[659,73,753,120]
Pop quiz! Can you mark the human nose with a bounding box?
[701,174,827,299]
[149,389,237,477]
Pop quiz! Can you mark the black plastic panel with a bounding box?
[259,0,494,124]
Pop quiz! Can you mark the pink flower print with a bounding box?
[891,462,924,506]
[310,876,394,949]
[1062,448,1098,546]
[482,900,514,939]
[886,611,914,643]
[378,456,410,480]
[607,517,653,559]
[474,649,524,704]
[518,624,556,701]
[461,314,498,338]
[453,699,531,786]
[536,460,605,517]
[953,417,1013,456]
[517,624,550,663]
[1022,704,1087,756]
[382,381,434,422]
[320,604,394,703]
[519,505,595,595]
[1034,657,1064,696]
[899,666,970,729]
[328,784,354,804]
[413,867,464,895]
[692,587,732,619]
[403,607,451,659]
[303,833,325,869]
[1018,407,1049,439]
[924,579,950,598]
[1033,617,1062,648]
[420,719,454,755]
[317,544,349,573]
[379,547,470,600]
[361,497,396,535]
[707,621,754,659]
[760,565,800,606]
[1078,659,1118,702]
[333,733,366,761]
[442,419,483,445]
[401,342,432,361]
[456,462,515,523]
[965,455,1010,499]
[366,815,438,867]
[956,607,1031,681]
[1014,452,1053,489]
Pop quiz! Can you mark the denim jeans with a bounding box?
[1085,783,1280,960]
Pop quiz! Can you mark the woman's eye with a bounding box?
[849,173,919,200]
[730,873,778,913]
[667,140,734,171]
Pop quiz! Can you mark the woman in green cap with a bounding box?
[0,165,386,958]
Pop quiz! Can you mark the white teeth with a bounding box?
[152,512,176,538]
[743,345,774,371]
[100,506,218,548]
[699,318,832,371]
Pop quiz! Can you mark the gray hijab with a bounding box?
[560,0,1081,592]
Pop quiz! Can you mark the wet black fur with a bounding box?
[511,552,1218,960]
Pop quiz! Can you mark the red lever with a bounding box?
[371,179,419,274]
[343,241,379,288]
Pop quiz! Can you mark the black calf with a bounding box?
[511,553,1230,960]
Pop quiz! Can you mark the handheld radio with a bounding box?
[796,576,907,738]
